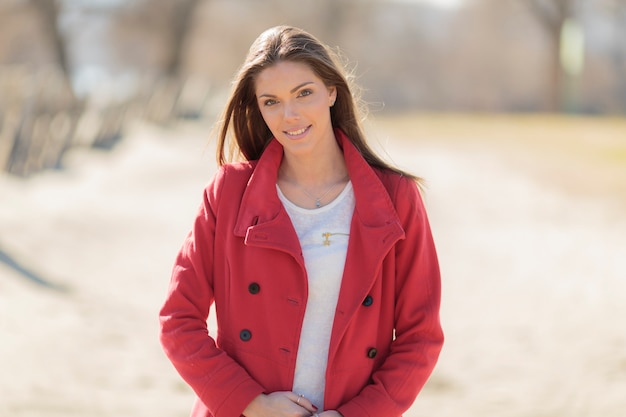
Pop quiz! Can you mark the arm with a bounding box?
[338,177,444,417]
[159,168,264,416]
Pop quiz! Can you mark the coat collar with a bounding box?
[234,129,403,241]
[233,137,284,239]
[233,129,406,347]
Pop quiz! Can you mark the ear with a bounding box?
[328,86,337,107]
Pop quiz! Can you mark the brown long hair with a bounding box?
[215,25,418,181]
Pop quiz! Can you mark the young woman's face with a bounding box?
[255,60,337,157]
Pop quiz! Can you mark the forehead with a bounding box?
[255,61,323,94]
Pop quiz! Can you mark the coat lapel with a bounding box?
[233,140,303,259]
[331,130,405,347]
[233,131,405,326]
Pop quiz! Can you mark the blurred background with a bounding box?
[1,0,626,175]
[1,0,625,416]
[1,0,626,176]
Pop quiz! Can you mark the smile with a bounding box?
[284,126,311,137]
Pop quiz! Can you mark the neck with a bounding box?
[277,136,350,209]
[279,144,348,187]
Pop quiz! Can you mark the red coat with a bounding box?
[159,130,443,417]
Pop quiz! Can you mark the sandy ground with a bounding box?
[1,117,625,417]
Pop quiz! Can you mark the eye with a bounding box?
[298,89,313,98]
[263,98,278,107]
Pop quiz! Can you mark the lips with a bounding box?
[284,125,311,137]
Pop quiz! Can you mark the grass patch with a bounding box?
[371,112,626,204]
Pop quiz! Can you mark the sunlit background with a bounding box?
[1,1,625,416]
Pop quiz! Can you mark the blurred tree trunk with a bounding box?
[166,0,201,75]
[319,0,350,41]
[522,0,574,112]
[29,0,70,75]
[605,0,626,112]
[29,0,77,107]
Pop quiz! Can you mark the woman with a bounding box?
[159,25,443,417]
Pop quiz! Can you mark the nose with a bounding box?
[283,101,299,120]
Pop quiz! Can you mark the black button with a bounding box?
[367,348,378,359]
[240,329,252,341]
[248,283,260,294]
[362,295,373,307]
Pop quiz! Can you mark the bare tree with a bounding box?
[600,0,626,112]
[113,0,202,76]
[519,0,626,112]
[519,0,577,111]
[166,0,201,75]
[29,0,71,75]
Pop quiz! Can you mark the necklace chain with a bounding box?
[279,165,349,208]
[297,177,348,208]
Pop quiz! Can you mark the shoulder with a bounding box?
[373,167,420,199]
[218,160,257,180]
[209,160,257,189]
[203,160,258,207]
[373,167,427,221]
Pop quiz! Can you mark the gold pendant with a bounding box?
[322,232,349,246]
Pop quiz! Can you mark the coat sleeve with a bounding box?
[337,177,444,417]
[159,166,264,417]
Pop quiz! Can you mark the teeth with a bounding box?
[286,127,307,136]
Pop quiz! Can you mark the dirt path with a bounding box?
[373,116,626,417]
[1,117,624,417]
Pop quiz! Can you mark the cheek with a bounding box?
[259,109,282,134]
[313,101,332,120]
[258,107,276,124]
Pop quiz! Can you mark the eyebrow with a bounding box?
[258,81,315,98]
